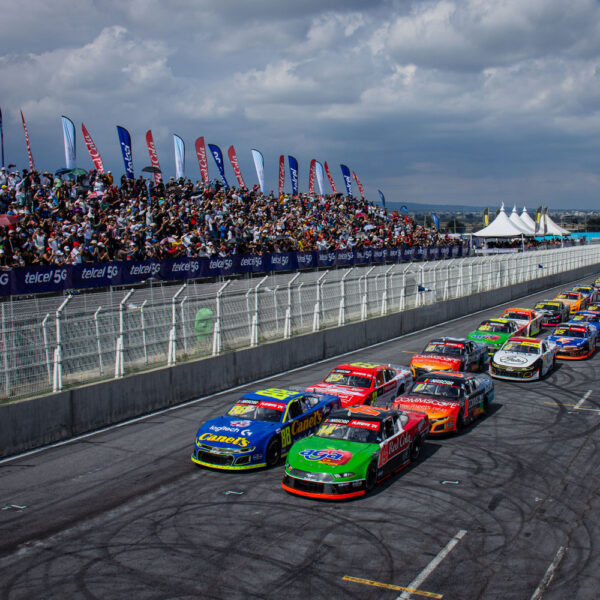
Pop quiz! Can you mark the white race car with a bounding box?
[500,308,543,336]
[490,337,557,381]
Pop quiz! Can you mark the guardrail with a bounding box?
[0,244,598,401]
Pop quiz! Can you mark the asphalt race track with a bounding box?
[1,275,600,600]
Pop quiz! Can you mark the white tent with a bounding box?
[473,204,533,237]
[509,205,535,234]
[520,207,538,233]
[544,213,570,236]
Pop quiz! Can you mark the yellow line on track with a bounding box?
[342,575,443,598]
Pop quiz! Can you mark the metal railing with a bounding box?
[1,245,598,401]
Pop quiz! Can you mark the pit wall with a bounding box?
[1,263,598,458]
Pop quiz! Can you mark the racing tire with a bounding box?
[455,411,465,433]
[365,462,378,492]
[410,438,422,462]
[363,398,371,407]
[483,395,490,414]
[265,438,281,468]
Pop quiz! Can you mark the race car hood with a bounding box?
[308,383,369,406]
[393,395,461,419]
[410,355,462,371]
[493,351,539,369]
[546,336,587,348]
[195,416,275,449]
[287,436,376,474]
[467,331,509,346]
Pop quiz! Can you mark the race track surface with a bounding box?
[1,276,599,600]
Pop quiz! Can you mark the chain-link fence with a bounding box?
[1,245,598,401]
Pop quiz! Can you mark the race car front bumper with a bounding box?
[489,365,540,381]
[281,473,366,499]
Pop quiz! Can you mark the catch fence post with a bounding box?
[284,273,300,339]
[116,289,134,376]
[212,280,230,356]
[53,294,72,392]
[94,306,104,376]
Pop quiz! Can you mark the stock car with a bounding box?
[572,285,599,304]
[587,303,600,312]
[569,310,600,334]
[467,318,522,355]
[499,308,543,336]
[281,405,429,499]
[191,388,340,470]
[533,300,570,327]
[553,291,588,314]
[546,322,597,360]
[409,337,489,378]
[393,371,494,435]
[308,362,412,408]
[490,337,557,381]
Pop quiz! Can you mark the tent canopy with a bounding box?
[473,204,533,237]
[509,205,535,234]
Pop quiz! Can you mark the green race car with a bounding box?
[466,318,522,356]
[282,405,429,499]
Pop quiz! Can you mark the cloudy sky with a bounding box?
[2,0,600,208]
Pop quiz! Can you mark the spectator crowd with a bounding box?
[0,167,462,268]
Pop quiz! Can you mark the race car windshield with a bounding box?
[227,402,284,422]
[535,303,560,311]
[411,382,462,398]
[503,312,527,320]
[572,315,598,322]
[479,321,513,333]
[323,372,373,388]
[502,342,539,354]
[558,294,578,300]
[316,422,379,443]
[554,328,586,338]
[423,343,464,356]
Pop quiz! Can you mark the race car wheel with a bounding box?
[265,438,281,467]
[455,411,465,433]
[410,438,422,462]
[483,395,490,414]
[365,462,378,492]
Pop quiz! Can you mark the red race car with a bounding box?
[308,361,413,408]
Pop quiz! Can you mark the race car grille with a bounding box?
[491,366,533,378]
[284,477,327,494]
[288,468,334,482]
[195,449,234,466]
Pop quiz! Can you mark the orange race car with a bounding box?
[499,308,543,336]
[553,291,588,315]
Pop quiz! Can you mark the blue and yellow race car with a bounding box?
[569,310,600,334]
[547,322,598,360]
[191,388,340,470]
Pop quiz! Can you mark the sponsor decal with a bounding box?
[291,411,323,435]
[209,425,240,433]
[198,432,250,448]
[380,432,411,465]
[299,448,353,465]
[348,419,379,430]
[231,420,252,428]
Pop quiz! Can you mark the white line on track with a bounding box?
[530,546,567,600]
[0,274,592,465]
[574,389,592,409]
[397,529,467,600]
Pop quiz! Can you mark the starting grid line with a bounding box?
[343,529,467,600]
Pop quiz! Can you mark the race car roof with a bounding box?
[332,362,383,375]
[241,389,304,403]
[507,336,541,344]
[430,337,468,344]
[417,371,472,382]
[327,406,397,422]
[481,318,511,324]
[535,300,562,307]
[502,308,532,316]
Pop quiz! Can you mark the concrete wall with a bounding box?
[1,262,598,458]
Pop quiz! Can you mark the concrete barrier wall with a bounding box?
[1,262,598,458]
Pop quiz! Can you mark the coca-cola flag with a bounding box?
[352,171,364,200]
[20,110,35,170]
[195,136,209,184]
[308,159,316,196]
[82,123,105,173]
[278,155,285,197]
[228,145,246,188]
[145,130,162,184]
[324,161,337,194]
